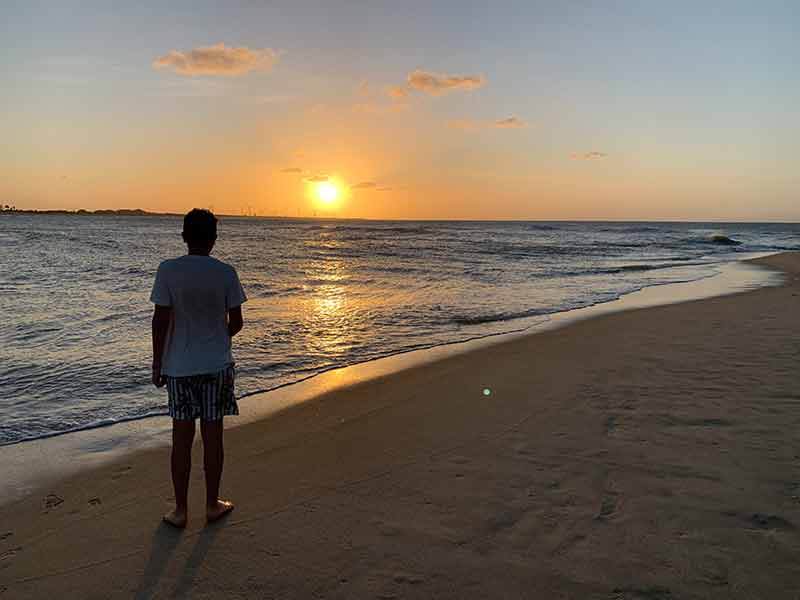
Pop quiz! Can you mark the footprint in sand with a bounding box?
[596,486,624,521]
[111,466,132,480]
[43,494,64,509]
[0,547,21,562]
[0,532,11,542]
[749,513,794,531]
[88,497,102,507]
[605,415,618,435]
[611,586,672,599]
[393,572,424,585]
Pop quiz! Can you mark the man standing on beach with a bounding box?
[150,209,246,528]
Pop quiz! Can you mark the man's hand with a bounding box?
[152,305,172,387]
[152,364,166,388]
[228,306,244,338]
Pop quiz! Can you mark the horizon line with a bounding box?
[1,208,798,225]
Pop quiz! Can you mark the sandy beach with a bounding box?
[2,252,799,599]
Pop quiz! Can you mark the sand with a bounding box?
[1,252,799,599]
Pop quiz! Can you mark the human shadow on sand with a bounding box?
[171,522,224,599]
[134,522,183,600]
[134,519,225,600]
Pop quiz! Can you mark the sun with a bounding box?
[316,181,339,204]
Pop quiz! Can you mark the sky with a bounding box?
[2,1,798,220]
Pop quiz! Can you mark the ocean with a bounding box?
[1,215,797,445]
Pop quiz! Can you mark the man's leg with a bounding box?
[200,419,234,521]
[164,418,195,528]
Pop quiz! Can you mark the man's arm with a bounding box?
[152,305,172,387]
[228,306,243,337]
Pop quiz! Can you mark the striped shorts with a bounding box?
[165,365,239,421]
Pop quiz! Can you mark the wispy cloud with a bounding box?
[406,70,485,95]
[385,85,411,100]
[447,116,527,130]
[280,167,303,173]
[351,181,377,189]
[153,43,281,76]
[353,79,410,113]
[382,69,486,100]
[305,175,329,183]
[571,151,608,160]
[494,116,526,129]
[375,187,393,192]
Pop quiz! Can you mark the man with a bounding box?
[150,208,246,528]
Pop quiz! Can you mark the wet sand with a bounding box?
[1,253,799,599]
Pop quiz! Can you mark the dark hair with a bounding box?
[183,208,217,243]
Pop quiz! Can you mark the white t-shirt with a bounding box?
[150,255,247,377]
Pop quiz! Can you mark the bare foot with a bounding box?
[206,500,234,523]
[162,508,187,529]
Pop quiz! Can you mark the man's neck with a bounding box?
[187,248,211,256]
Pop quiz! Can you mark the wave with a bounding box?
[450,307,550,326]
[596,225,663,233]
[743,244,800,252]
[306,224,431,235]
[522,223,559,231]
[5,217,796,447]
[708,235,742,246]
[594,261,707,275]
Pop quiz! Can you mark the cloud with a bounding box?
[351,181,377,189]
[375,187,392,192]
[306,175,329,182]
[153,43,280,76]
[447,116,527,130]
[281,167,303,173]
[381,69,486,100]
[494,117,526,129]
[357,80,371,95]
[406,69,485,95]
[385,85,410,100]
[572,151,608,160]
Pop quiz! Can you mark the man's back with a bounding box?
[151,254,246,377]
[151,208,243,529]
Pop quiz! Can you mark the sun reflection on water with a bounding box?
[300,255,359,359]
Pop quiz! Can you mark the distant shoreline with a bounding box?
[0,208,178,217]
[0,208,349,221]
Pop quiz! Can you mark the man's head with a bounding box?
[182,208,217,252]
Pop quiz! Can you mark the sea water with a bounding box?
[1,215,797,445]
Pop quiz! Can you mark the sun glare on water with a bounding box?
[316,181,339,204]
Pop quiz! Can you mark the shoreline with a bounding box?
[1,252,799,597]
[0,253,783,506]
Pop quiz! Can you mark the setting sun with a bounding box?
[316,181,339,204]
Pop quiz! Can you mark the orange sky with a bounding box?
[2,2,798,221]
